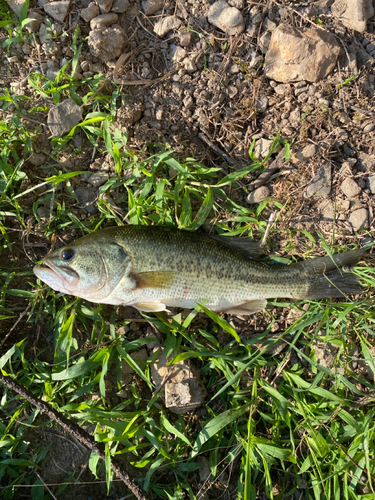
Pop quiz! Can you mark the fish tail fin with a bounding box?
[295,249,364,300]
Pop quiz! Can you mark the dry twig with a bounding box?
[0,374,150,500]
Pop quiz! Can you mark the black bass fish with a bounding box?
[33,225,363,315]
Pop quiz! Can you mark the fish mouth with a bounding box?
[34,262,79,292]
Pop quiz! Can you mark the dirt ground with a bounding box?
[1,0,375,499]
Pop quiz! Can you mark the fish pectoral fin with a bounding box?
[221,299,267,315]
[131,271,175,289]
[132,301,168,312]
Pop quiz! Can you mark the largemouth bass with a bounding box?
[33,225,363,315]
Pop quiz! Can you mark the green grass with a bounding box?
[1,19,375,500]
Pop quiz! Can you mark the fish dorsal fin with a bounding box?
[221,299,267,315]
[209,234,264,260]
[131,271,175,289]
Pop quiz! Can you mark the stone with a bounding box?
[304,163,331,198]
[39,23,48,44]
[97,0,114,14]
[26,10,43,32]
[246,186,270,204]
[170,45,187,62]
[207,1,245,35]
[363,123,374,133]
[88,25,127,61]
[357,152,375,172]
[112,0,129,13]
[254,138,273,158]
[318,199,335,220]
[154,16,182,37]
[367,174,375,194]
[179,31,192,47]
[150,349,206,414]
[340,177,362,197]
[87,173,108,187]
[44,0,70,22]
[256,96,268,113]
[90,13,119,29]
[81,2,100,22]
[264,24,340,82]
[74,186,98,214]
[290,144,317,164]
[6,0,26,17]
[349,208,368,230]
[142,0,164,15]
[47,98,82,137]
[331,0,374,33]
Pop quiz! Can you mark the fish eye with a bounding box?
[62,248,75,261]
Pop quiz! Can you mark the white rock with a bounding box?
[44,0,70,23]
[47,98,82,137]
[154,16,182,37]
[207,0,245,35]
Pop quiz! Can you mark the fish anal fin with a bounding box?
[131,271,175,289]
[221,299,267,315]
[133,301,168,312]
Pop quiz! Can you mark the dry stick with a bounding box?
[0,373,150,500]
[198,133,243,170]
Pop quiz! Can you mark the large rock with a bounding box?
[331,0,374,33]
[44,0,70,22]
[264,24,340,82]
[150,349,206,414]
[207,0,245,35]
[88,25,127,60]
[47,98,82,137]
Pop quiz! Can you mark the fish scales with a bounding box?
[33,225,364,315]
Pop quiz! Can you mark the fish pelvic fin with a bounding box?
[132,301,168,312]
[295,249,364,299]
[220,299,267,315]
[131,271,175,289]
